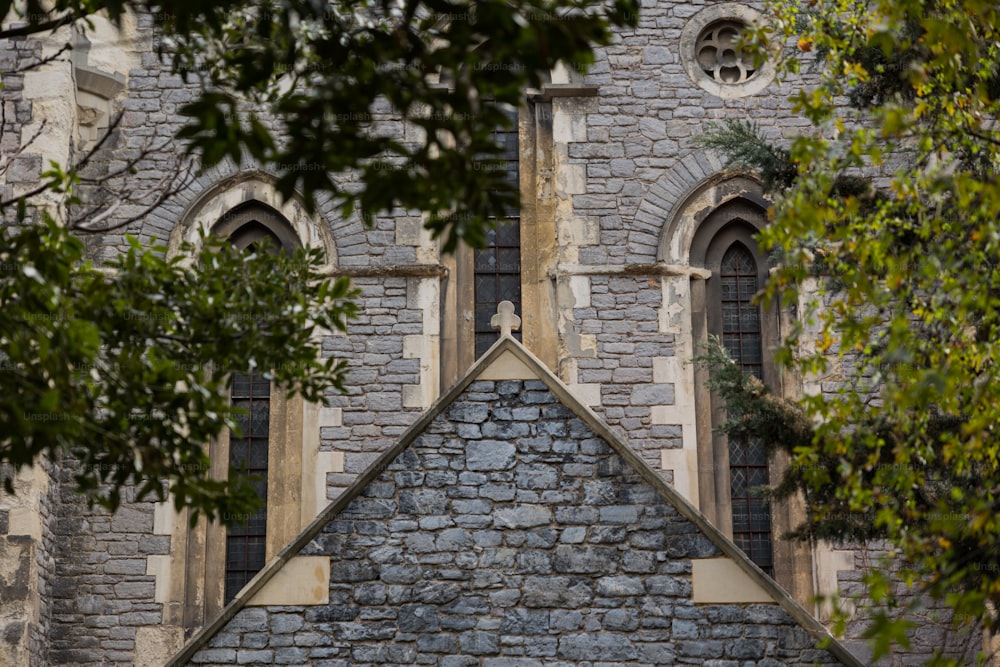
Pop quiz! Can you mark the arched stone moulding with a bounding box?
[167,170,338,272]
[658,173,769,266]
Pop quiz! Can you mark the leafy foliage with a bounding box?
[0,215,357,520]
[700,0,1000,662]
[0,0,636,519]
[162,0,638,251]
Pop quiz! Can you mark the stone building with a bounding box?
[0,1,984,665]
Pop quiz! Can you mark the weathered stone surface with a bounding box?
[182,381,846,667]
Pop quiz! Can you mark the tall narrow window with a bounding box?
[720,243,773,575]
[474,109,521,357]
[218,204,294,604]
[224,371,271,603]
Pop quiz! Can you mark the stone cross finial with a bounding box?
[491,301,521,338]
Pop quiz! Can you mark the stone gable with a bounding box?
[183,377,848,666]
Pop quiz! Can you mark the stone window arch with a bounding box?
[650,172,818,602]
[697,219,775,575]
[157,197,332,633]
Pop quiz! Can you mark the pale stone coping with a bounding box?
[660,447,699,508]
[165,332,866,667]
[549,262,711,279]
[527,84,599,101]
[556,163,587,195]
[8,506,42,542]
[479,349,535,380]
[313,451,344,516]
[402,321,440,408]
[567,382,602,408]
[568,275,591,308]
[247,556,330,606]
[691,558,774,603]
[395,217,422,245]
[152,501,177,536]
[814,543,857,619]
[402,384,429,409]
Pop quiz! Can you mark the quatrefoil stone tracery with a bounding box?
[696,20,757,84]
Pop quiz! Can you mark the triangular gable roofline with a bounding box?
[166,333,865,667]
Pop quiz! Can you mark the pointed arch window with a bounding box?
[688,191,778,579]
[718,242,772,575]
[213,202,299,604]
[216,202,298,604]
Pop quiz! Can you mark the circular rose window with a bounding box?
[681,4,776,98]
[696,20,756,84]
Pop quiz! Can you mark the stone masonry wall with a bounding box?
[322,275,427,498]
[0,33,43,207]
[49,463,164,667]
[571,276,678,468]
[186,379,846,666]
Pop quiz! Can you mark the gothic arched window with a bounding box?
[214,202,300,604]
[718,242,772,575]
[689,193,779,579]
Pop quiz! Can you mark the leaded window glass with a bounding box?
[474,109,521,357]
[720,243,773,575]
[224,371,270,603]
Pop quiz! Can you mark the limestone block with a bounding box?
[691,558,773,603]
[247,556,330,606]
[135,625,185,667]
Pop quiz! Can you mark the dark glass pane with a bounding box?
[475,276,496,301]
[231,373,251,398]
[230,440,248,467]
[497,248,521,273]
[474,249,497,272]
[251,375,271,393]
[747,439,767,464]
[740,335,763,364]
[250,404,270,437]
[751,534,773,566]
[722,305,741,332]
[730,469,747,497]
[723,337,741,358]
[729,439,748,465]
[475,304,496,332]
[226,371,269,604]
[248,442,268,468]
[749,500,770,530]
[498,276,521,302]
[739,276,758,300]
[495,220,520,246]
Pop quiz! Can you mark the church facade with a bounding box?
[0,1,984,665]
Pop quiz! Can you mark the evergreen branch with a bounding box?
[694,120,798,192]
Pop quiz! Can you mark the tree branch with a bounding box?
[0,14,78,40]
